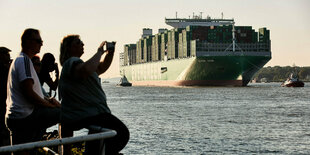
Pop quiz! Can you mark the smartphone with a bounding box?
[105,41,116,51]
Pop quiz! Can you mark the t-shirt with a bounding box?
[59,57,111,123]
[6,52,44,119]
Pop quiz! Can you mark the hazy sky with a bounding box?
[1,0,309,78]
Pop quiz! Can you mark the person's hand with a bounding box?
[48,97,61,108]
[97,41,107,55]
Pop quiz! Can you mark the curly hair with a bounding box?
[59,35,80,66]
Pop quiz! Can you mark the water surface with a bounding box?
[51,82,310,154]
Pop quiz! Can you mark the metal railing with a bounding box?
[0,127,116,155]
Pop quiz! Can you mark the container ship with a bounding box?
[120,14,271,86]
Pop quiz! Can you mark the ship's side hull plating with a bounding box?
[120,52,271,86]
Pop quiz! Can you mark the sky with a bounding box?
[1,0,309,78]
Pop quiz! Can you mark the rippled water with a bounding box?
[49,82,310,154]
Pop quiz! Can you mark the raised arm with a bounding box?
[96,51,114,75]
[96,42,116,75]
[73,41,107,79]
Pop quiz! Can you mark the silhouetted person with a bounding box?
[0,47,12,147]
[39,53,59,97]
[59,35,129,155]
[31,55,49,97]
[5,28,61,154]
[31,55,41,74]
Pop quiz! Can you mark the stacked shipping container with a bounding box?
[161,31,168,61]
[259,28,270,43]
[122,26,270,66]
[124,44,137,65]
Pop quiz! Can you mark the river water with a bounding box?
[49,82,310,154]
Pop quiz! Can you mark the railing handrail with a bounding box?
[0,129,117,153]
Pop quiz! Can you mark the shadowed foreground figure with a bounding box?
[31,55,50,97]
[39,53,59,97]
[59,35,129,155]
[5,28,61,155]
[0,47,11,149]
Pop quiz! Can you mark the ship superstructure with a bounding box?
[120,14,271,86]
[165,14,234,28]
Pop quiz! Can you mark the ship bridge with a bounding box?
[165,17,234,28]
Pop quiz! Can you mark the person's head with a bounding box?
[21,28,43,57]
[41,53,56,72]
[31,55,41,73]
[0,47,11,65]
[60,35,84,66]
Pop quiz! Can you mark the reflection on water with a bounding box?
[49,82,310,154]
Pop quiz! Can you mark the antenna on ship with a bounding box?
[176,12,178,18]
[221,12,224,19]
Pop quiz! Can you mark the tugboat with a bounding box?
[281,73,304,87]
[118,75,132,87]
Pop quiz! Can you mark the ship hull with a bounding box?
[132,80,243,87]
[120,52,271,86]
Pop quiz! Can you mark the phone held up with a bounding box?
[104,41,116,51]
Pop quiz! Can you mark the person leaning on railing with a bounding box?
[5,28,61,154]
[59,35,129,155]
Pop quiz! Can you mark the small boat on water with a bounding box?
[281,73,304,87]
[118,75,132,87]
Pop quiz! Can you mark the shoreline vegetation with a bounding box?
[253,66,310,82]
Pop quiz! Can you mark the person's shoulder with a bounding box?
[63,57,83,66]
[14,53,29,65]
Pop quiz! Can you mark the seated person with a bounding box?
[5,29,61,153]
[59,35,129,155]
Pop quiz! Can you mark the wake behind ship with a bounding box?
[120,14,271,86]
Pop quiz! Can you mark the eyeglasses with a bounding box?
[29,38,43,44]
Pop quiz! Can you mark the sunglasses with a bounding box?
[29,38,43,44]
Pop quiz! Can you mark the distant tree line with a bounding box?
[253,66,310,82]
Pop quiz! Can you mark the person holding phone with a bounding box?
[59,35,129,155]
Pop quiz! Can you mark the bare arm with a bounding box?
[73,41,107,79]
[96,50,114,75]
[21,79,60,107]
